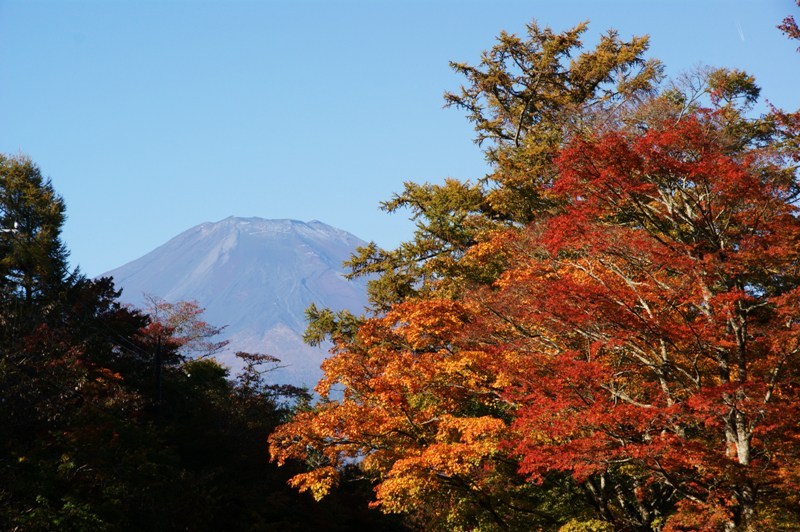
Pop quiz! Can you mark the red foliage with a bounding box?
[482,114,800,527]
[778,1,800,50]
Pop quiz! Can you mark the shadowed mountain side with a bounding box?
[103,217,370,388]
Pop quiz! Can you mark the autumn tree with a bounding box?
[487,109,800,529]
[343,21,662,311]
[274,297,593,529]
[274,20,663,529]
[140,295,228,358]
[273,20,800,531]
[779,0,800,50]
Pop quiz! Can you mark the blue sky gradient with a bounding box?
[1,0,798,276]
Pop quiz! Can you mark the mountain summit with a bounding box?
[103,217,369,387]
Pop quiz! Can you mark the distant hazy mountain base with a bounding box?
[103,217,370,389]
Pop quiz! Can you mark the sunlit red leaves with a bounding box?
[663,498,734,532]
[140,297,228,358]
[490,113,800,525]
[554,117,795,262]
[778,1,800,50]
[271,103,800,527]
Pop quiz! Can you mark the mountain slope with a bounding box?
[103,217,369,388]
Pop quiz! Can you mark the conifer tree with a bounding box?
[0,154,71,326]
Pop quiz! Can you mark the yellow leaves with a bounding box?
[558,518,615,532]
[288,467,339,501]
[436,415,506,447]
[373,415,507,515]
[360,449,397,477]
[386,299,470,351]
[460,239,506,272]
[272,293,516,519]
[372,458,434,513]
[271,340,510,511]
[269,392,415,498]
[437,348,504,390]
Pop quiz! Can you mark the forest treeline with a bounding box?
[3,12,800,532]
[0,157,402,529]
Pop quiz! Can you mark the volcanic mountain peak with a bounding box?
[104,217,370,387]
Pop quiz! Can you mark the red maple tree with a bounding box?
[481,114,800,529]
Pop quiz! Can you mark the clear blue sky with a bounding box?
[1,0,797,277]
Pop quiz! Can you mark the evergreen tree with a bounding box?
[0,154,71,332]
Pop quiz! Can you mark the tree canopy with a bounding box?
[271,20,800,531]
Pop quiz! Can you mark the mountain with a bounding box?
[102,216,370,388]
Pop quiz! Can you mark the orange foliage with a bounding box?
[271,105,800,529]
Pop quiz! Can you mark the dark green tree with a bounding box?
[0,154,70,308]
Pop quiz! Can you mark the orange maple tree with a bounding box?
[270,298,533,528]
